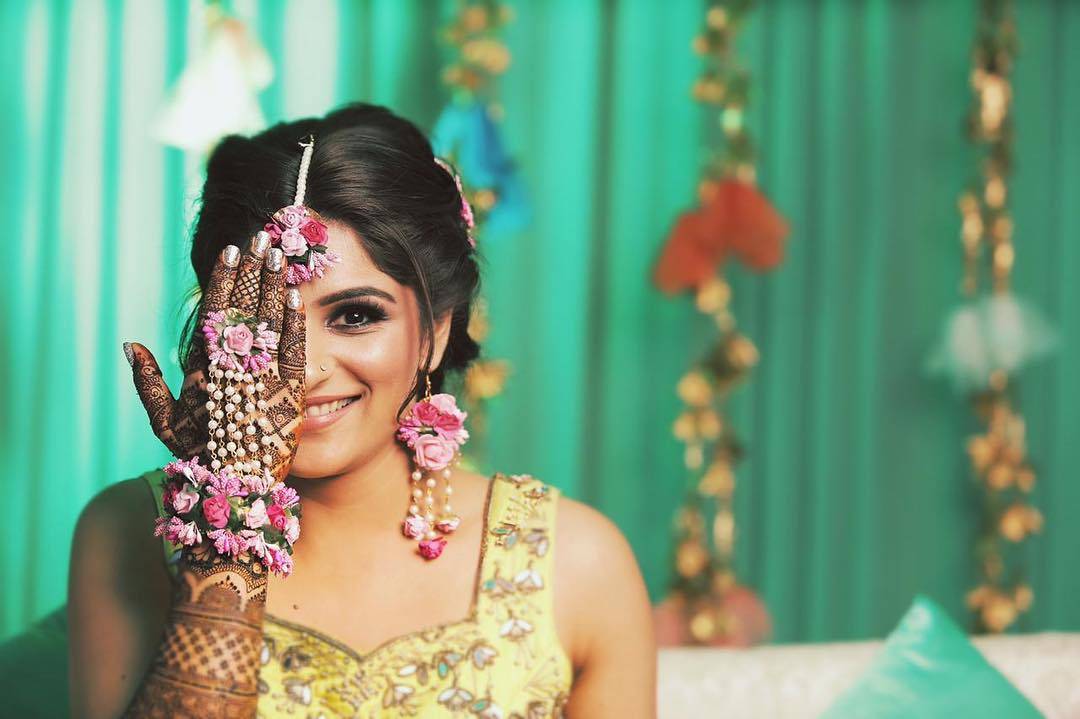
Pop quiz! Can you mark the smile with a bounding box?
[304,396,359,418]
[301,394,363,431]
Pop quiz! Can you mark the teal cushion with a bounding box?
[0,605,70,718]
[822,595,1041,718]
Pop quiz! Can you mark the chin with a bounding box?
[288,432,362,479]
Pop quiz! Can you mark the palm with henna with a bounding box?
[126,232,307,480]
[121,232,308,718]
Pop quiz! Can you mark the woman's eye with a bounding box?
[328,302,387,330]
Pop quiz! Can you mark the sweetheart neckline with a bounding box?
[260,473,499,664]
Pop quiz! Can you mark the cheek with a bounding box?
[332,323,421,394]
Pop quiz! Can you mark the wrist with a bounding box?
[156,457,300,578]
[174,541,269,618]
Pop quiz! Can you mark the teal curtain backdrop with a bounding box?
[2,0,1078,644]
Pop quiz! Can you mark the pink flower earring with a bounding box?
[395,374,469,560]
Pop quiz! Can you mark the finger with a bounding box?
[187,244,241,372]
[278,288,306,382]
[202,244,242,319]
[258,247,286,337]
[126,341,181,455]
[230,231,271,315]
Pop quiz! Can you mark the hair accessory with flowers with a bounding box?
[202,308,278,374]
[153,457,301,576]
[264,135,342,285]
[435,156,477,249]
[395,388,469,560]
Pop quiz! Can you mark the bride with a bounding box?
[66,102,655,718]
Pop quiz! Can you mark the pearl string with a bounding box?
[204,366,271,474]
[294,136,315,207]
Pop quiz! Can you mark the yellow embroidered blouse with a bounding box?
[143,470,573,718]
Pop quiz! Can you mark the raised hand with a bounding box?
[122,233,308,718]
[125,241,245,460]
[127,232,307,481]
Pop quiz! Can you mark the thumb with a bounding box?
[125,341,180,454]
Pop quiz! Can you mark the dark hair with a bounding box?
[181,102,481,410]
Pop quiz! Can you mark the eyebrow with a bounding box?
[317,286,397,307]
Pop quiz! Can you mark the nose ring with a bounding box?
[319,363,328,372]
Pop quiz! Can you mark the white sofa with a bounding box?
[657,633,1080,718]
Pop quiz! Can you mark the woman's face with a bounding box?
[287,220,449,479]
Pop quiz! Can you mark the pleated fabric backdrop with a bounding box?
[1,0,1078,644]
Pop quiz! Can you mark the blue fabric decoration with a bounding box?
[432,100,531,237]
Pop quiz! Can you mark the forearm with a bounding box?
[123,548,266,718]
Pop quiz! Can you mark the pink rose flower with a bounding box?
[435,515,461,534]
[299,218,328,246]
[418,536,447,560]
[429,393,463,417]
[274,205,307,229]
[263,221,282,241]
[202,493,232,529]
[245,498,268,529]
[413,434,457,471]
[172,483,200,515]
[284,515,300,545]
[279,228,308,256]
[413,401,441,427]
[402,515,429,539]
[433,411,464,440]
[267,503,288,531]
[223,323,255,356]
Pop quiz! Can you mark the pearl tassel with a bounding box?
[204,364,269,473]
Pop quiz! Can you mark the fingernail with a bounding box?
[123,342,134,367]
[286,288,303,310]
[267,247,284,271]
[223,245,240,267]
[252,231,271,256]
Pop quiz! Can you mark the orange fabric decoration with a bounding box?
[654,179,789,295]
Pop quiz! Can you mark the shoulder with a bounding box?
[544,489,654,669]
[69,471,171,607]
[73,473,160,555]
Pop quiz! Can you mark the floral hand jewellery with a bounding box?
[202,308,278,373]
[155,456,301,576]
[152,136,326,577]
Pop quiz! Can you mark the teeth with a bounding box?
[304,396,357,418]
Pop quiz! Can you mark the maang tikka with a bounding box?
[263,134,341,285]
[395,374,469,560]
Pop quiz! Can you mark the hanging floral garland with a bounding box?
[929,0,1054,633]
[431,0,522,461]
[652,0,786,647]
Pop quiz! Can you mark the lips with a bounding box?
[301,393,363,431]
[304,396,357,418]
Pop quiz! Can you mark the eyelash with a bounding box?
[327,301,388,332]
